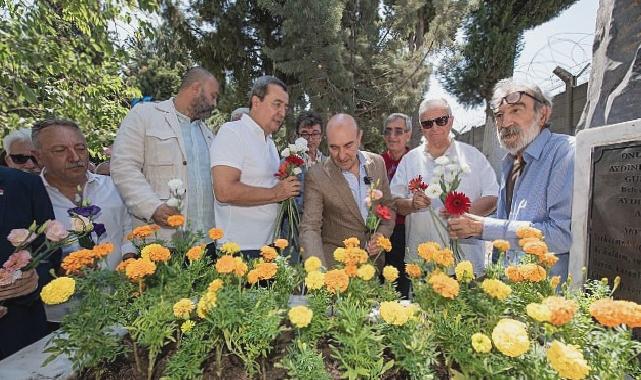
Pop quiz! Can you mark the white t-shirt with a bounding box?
[390,140,499,273]
[210,114,280,250]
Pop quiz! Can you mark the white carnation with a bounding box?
[432,165,444,176]
[166,198,179,207]
[460,163,471,174]
[292,167,302,176]
[281,147,290,157]
[434,156,450,166]
[444,169,457,183]
[294,137,309,152]
[446,163,460,173]
[167,179,184,192]
[425,185,443,199]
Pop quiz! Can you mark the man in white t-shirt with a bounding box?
[211,76,300,257]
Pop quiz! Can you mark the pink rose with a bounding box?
[370,189,383,201]
[7,229,35,247]
[45,220,69,242]
[2,250,32,272]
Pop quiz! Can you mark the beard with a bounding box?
[497,119,541,155]
[191,91,214,121]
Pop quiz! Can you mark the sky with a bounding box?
[426,0,600,132]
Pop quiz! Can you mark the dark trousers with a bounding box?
[385,224,410,299]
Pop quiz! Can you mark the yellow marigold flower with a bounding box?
[357,264,376,281]
[247,269,260,284]
[167,214,185,228]
[208,227,224,241]
[471,333,492,353]
[434,249,455,268]
[481,279,512,301]
[523,240,548,258]
[491,318,530,357]
[405,263,422,279]
[92,243,114,258]
[215,255,236,274]
[428,272,460,299]
[376,235,392,252]
[233,257,248,277]
[260,245,278,261]
[379,301,410,326]
[343,237,360,248]
[305,270,325,290]
[382,265,399,282]
[324,269,349,294]
[333,247,346,263]
[417,242,440,262]
[41,277,76,305]
[116,258,136,273]
[304,256,322,273]
[543,296,578,326]
[455,260,474,283]
[526,303,552,323]
[196,291,217,318]
[141,243,171,263]
[550,275,561,289]
[288,305,313,328]
[546,340,590,380]
[181,320,195,334]
[492,239,510,252]
[274,238,289,250]
[220,242,241,255]
[207,279,224,293]
[186,245,205,262]
[515,226,543,240]
[173,298,195,319]
[125,258,156,281]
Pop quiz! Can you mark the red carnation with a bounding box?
[375,204,392,220]
[274,162,289,179]
[408,175,428,193]
[285,155,305,167]
[444,191,471,216]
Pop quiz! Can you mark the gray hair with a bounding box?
[3,128,33,154]
[32,119,81,148]
[230,107,250,121]
[383,113,412,133]
[491,78,552,114]
[247,75,287,109]
[418,98,452,117]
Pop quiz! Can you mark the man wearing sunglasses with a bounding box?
[2,128,40,174]
[390,98,498,275]
[448,78,574,282]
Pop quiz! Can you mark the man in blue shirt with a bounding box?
[447,78,574,281]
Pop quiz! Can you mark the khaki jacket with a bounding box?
[111,99,214,239]
[299,151,396,267]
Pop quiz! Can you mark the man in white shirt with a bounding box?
[32,119,135,270]
[211,76,300,258]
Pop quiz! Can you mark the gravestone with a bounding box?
[569,119,641,304]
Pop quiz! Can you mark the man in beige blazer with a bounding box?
[111,67,218,240]
[300,114,396,267]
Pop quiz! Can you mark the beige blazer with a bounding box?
[111,99,214,239]
[300,151,396,267]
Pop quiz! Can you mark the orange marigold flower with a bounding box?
[543,296,577,326]
[405,263,422,279]
[208,279,224,293]
[417,242,440,262]
[523,241,548,258]
[260,245,278,262]
[247,269,260,284]
[208,227,224,241]
[343,237,360,248]
[344,247,368,266]
[493,239,510,252]
[324,269,349,294]
[515,226,543,240]
[61,249,95,274]
[505,265,524,282]
[274,239,289,250]
[125,258,156,281]
[215,255,236,274]
[116,258,136,273]
[92,243,114,258]
[550,275,561,289]
[428,272,459,299]
[167,214,185,228]
[344,264,358,278]
[376,235,392,252]
[233,257,248,277]
[186,245,205,262]
[434,249,455,268]
[129,225,160,240]
[540,253,559,267]
[590,299,641,328]
[521,264,547,282]
[254,262,278,280]
[141,243,171,263]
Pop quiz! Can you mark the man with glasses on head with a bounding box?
[448,78,574,282]
[390,98,498,275]
[2,128,40,174]
[296,111,326,169]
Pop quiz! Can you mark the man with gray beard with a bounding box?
[447,78,574,282]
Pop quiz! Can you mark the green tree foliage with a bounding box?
[439,0,578,107]
[0,0,157,154]
[163,0,470,151]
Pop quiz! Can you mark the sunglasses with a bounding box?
[383,128,408,137]
[420,115,450,129]
[9,154,38,165]
[492,91,543,110]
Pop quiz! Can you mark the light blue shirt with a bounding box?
[176,111,215,236]
[341,151,370,221]
[482,128,575,254]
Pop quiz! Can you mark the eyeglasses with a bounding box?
[492,91,543,110]
[383,128,408,137]
[299,132,322,139]
[420,115,450,129]
[9,154,38,165]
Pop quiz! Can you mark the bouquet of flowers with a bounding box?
[67,186,106,249]
[273,138,308,256]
